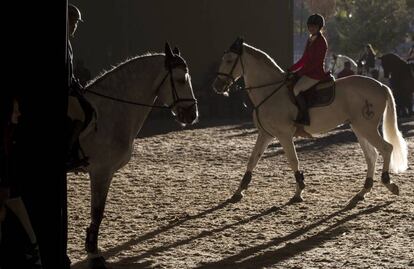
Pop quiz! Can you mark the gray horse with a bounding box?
[73,43,198,267]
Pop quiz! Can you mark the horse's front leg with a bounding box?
[85,169,114,269]
[278,135,304,203]
[231,130,272,202]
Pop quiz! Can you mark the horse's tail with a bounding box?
[382,85,408,173]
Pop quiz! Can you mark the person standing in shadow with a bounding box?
[1,94,43,269]
[337,61,355,78]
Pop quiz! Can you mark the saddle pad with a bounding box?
[288,78,336,108]
[304,83,335,108]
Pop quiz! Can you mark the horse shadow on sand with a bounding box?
[72,200,392,269]
[72,199,288,269]
[71,198,233,269]
[195,201,393,269]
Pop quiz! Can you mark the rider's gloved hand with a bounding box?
[286,70,295,80]
[70,78,86,95]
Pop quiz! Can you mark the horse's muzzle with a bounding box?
[176,103,198,125]
[212,77,231,94]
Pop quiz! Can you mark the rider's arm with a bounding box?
[289,55,306,73]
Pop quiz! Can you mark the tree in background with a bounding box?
[328,0,412,57]
[305,0,336,18]
[294,0,336,37]
[294,0,413,58]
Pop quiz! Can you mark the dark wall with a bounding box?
[70,0,293,119]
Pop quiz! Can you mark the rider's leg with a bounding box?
[67,96,88,169]
[66,119,89,170]
[68,119,83,152]
[293,76,319,126]
[6,197,42,267]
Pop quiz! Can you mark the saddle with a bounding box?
[288,74,336,108]
[288,74,335,138]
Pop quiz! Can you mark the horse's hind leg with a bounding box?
[85,169,114,264]
[231,130,272,202]
[348,126,378,206]
[351,123,399,196]
[278,135,304,203]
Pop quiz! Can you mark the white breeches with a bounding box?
[293,76,319,96]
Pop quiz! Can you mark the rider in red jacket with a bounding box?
[288,13,330,126]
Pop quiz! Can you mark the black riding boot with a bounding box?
[66,120,89,171]
[294,92,310,126]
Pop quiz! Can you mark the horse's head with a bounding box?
[157,43,198,126]
[379,53,407,79]
[212,37,245,95]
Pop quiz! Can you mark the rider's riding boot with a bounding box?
[66,120,89,171]
[24,242,43,269]
[294,92,310,126]
[68,120,83,149]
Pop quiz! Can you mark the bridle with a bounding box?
[215,47,289,138]
[216,51,245,85]
[165,64,198,112]
[215,50,287,108]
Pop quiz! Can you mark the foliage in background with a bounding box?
[294,0,413,58]
[328,0,412,57]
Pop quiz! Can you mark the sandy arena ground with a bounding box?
[69,118,414,269]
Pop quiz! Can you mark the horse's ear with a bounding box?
[229,36,244,55]
[236,36,244,44]
[165,42,173,59]
[173,47,181,56]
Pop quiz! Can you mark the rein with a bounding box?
[216,53,288,110]
[85,66,197,110]
[216,51,289,137]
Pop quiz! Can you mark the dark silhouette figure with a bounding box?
[358,43,376,75]
[1,95,43,268]
[74,59,91,87]
[337,61,355,78]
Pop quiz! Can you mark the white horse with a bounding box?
[212,37,407,206]
[74,43,198,267]
[329,53,358,77]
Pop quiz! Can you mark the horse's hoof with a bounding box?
[89,256,107,269]
[388,183,400,195]
[230,192,243,203]
[289,195,304,204]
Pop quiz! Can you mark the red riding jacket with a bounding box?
[289,33,330,80]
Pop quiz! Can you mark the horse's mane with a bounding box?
[86,52,164,87]
[243,43,285,73]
